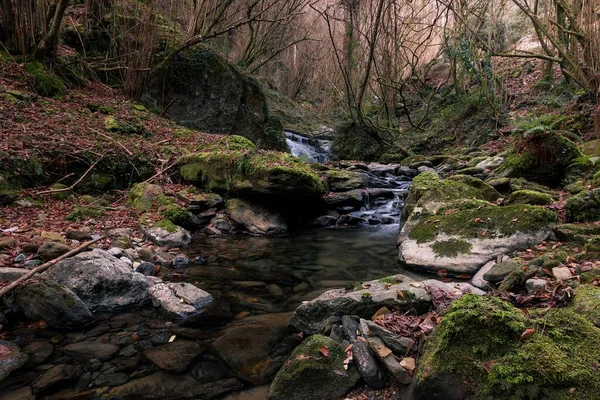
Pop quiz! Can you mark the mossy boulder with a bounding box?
[399,204,557,275]
[25,61,66,98]
[50,183,72,201]
[571,285,600,327]
[142,47,286,150]
[267,334,360,400]
[498,130,582,186]
[554,223,600,244]
[325,169,365,192]
[565,189,600,222]
[161,204,195,230]
[416,294,600,399]
[225,198,287,235]
[506,190,553,206]
[178,142,326,205]
[128,183,171,212]
[404,172,499,218]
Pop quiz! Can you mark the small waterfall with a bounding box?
[285,131,332,163]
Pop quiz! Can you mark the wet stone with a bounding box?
[62,342,120,362]
[94,372,129,387]
[31,364,82,393]
[143,340,203,372]
[22,341,53,366]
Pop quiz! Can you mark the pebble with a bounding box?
[13,253,26,263]
[552,266,572,281]
[172,255,190,269]
[24,259,42,268]
[108,247,124,258]
[120,256,133,268]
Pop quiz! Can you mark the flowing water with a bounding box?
[285,131,332,163]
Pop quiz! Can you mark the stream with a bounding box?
[1,132,426,399]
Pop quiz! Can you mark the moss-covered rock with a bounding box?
[178,143,325,200]
[128,183,171,212]
[417,295,600,399]
[161,204,195,229]
[498,130,582,186]
[267,334,359,400]
[571,285,600,327]
[51,183,71,201]
[325,169,365,192]
[506,190,553,206]
[24,61,66,98]
[65,206,104,222]
[399,204,557,275]
[566,189,600,222]
[404,172,499,217]
[554,223,600,244]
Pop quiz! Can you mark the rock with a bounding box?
[323,190,365,209]
[571,285,600,327]
[108,247,124,258]
[225,199,287,235]
[37,242,71,262]
[418,166,437,174]
[0,340,28,383]
[212,313,293,385]
[399,204,556,275]
[172,255,190,269]
[11,280,93,328]
[135,262,156,276]
[566,188,600,222]
[94,372,129,387]
[0,267,28,281]
[483,260,521,283]
[0,237,18,251]
[45,249,150,312]
[142,47,286,151]
[267,335,359,400]
[552,266,572,281]
[22,341,53,365]
[325,169,365,192]
[148,282,213,320]
[23,259,42,268]
[143,340,203,371]
[145,225,191,248]
[351,339,387,389]
[471,261,493,290]
[62,341,119,362]
[526,278,547,294]
[359,319,415,354]
[191,358,230,384]
[13,253,26,263]
[314,215,337,227]
[475,155,504,170]
[289,275,431,335]
[506,190,553,206]
[0,386,32,400]
[367,337,411,385]
[66,230,93,241]
[114,236,133,249]
[32,364,82,393]
[554,223,600,243]
[109,372,243,399]
[40,231,66,244]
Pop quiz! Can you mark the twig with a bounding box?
[0,237,105,299]
[155,139,172,146]
[35,155,106,196]
[142,162,177,184]
[160,100,176,117]
[91,128,134,156]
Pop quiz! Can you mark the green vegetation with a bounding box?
[65,206,104,221]
[565,189,600,222]
[408,204,557,243]
[431,239,473,257]
[506,190,553,206]
[24,61,66,98]
[155,219,178,233]
[161,204,194,228]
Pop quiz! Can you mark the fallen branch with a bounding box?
[0,237,105,299]
[142,162,177,185]
[35,155,105,196]
[91,128,134,156]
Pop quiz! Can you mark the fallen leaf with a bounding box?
[400,357,416,372]
[511,217,519,223]
[320,347,330,357]
[481,359,497,374]
[168,335,176,343]
[520,328,535,341]
[344,344,353,352]
[296,331,304,339]
[334,369,349,377]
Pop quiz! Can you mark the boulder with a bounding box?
[11,280,93,328]
[289,275,431,335]
[142,47,286,151]
[267,335,359,400]
[31,364,82,393]
[37,242,71,262]
[110,372,243,399]
[145,225,191,248]
[0,340,28,383]
[399,205,556,275]
[0,267,28,281]
[483,260,521,283]
[323,189,365,209]
[44,249,150,312]
[212,313,293,385]
[22,341,53,365]
[325,169,365,192]
[367,337,411,385]
[566,188,600,222]
[475,155,504,170]
[128,183,167,212]
[148,282,213,320]
[415,294,600,399]
[143,340,203,372]
[225,199,287,235]
[506,190,553,206]
[62,341,119,362]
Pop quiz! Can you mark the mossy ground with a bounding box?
[565,189,600,222]
[408,204,557,243]
[24,61,66,98]
[507,190,554,206]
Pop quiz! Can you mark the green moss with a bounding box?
[405,172,499,216]
[437,199,496,215]
[456,167,484,176]
[431,239,473,257]
[65,206,104,221]
[506,190,554,206]
[420,295,600,399]
[584,237,600,253]
[51,183,71,201]
[554,223,600,243]
[24,61,66,98]
[408,204,557,244]
[105,116,119,131]
[325,169,364,191]
[269,334,359,400]
[178,148,325,195]
[128,183,172,212]
[155,219,178,233]
[161,204,193,228]
[104,116,147,136]
[377,276,404,284]
[571,285,600,327]
[201,135,257,152]
[565,189,600,222]
[79,173,116,194]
